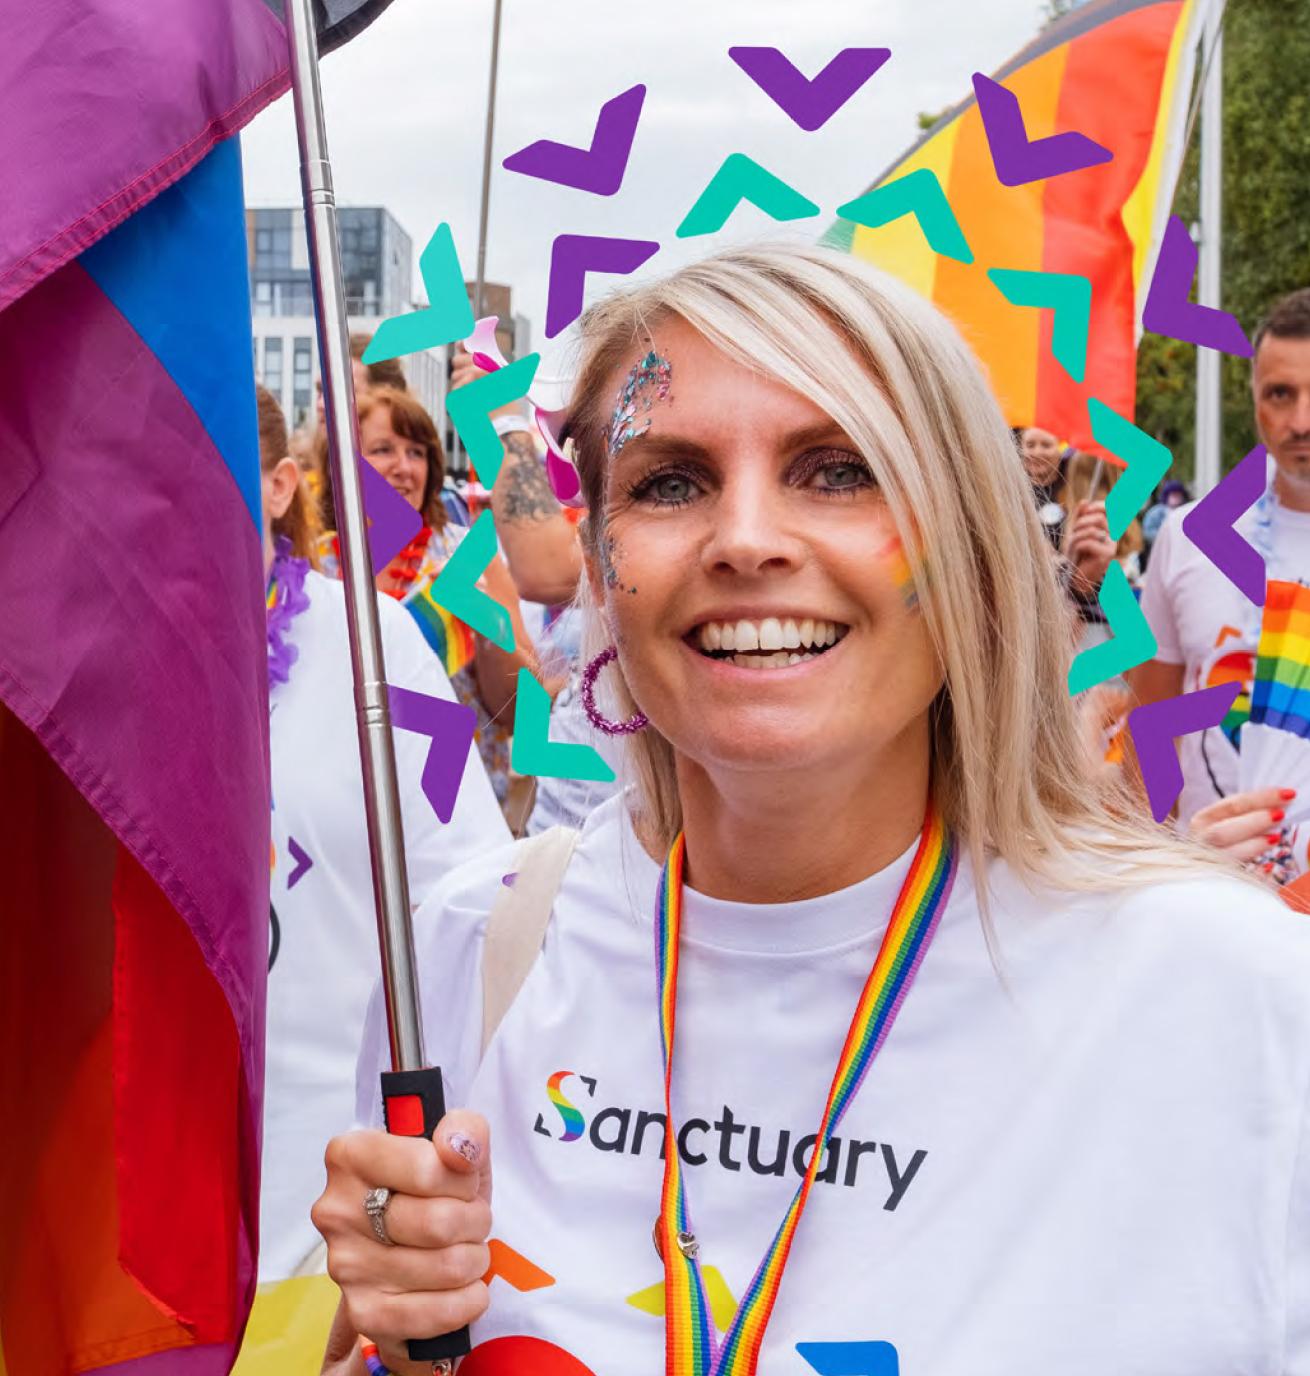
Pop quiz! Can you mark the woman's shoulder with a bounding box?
[1105,870,1310,980]
[987,857,1310,1012]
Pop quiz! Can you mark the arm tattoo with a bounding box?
[498,431,562,522]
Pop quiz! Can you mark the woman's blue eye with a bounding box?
[647,473,697,504]
[816,463,867,488]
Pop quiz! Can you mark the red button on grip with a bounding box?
[385,1092,425,1137]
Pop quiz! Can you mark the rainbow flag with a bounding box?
[0,140,268,1376]
[406,580,480,680]
[825,0,1210,451]
[1251,582,1310,737]
[0,4,397,1373]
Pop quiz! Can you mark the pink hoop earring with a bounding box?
[581,646,648,737]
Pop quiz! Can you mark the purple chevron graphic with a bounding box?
[502,85,646,196]
[1129,682,1243,822]
[286,836,313,890]
[545,234,660,338]
[1181,444,1268,604]
[1143,214,1253,356]
[728,46,891,131]
[972,72,1112,186]
[361,459,422,575]
[388,684,478,825]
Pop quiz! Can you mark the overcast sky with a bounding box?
[241,0,1054,381]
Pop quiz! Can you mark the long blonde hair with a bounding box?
[565,242,1244,895]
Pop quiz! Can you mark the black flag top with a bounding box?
[0,0,401,314]
[261,0,397,55]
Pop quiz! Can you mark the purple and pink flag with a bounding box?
[0,2,392,1373]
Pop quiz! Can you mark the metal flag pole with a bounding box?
[281,0,468,1363]
[451,0,505,478]
[473,0,504,321]
[1194,1,1225,495]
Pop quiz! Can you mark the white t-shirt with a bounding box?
[357,792,1310,1375]
[1140,499,1310,824]
[263,571,509,1281]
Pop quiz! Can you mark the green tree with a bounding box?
[1135,0,1310,481]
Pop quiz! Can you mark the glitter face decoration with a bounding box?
[600,532,637,596]
[606,349,673,460]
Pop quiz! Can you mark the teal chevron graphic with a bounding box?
[1067,563,1157,695]
[835,169,973,264]
[363,223,475,364]
[446,353,541,487]
[511,671,616,782]
[987,268,1092,382]
[676,153,820,238]
[427,510,514,652]
[1087,397,1174,540]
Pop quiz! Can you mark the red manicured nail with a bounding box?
[1281,788,1298,800]
[1262,862,1275,874]
[1271,809,1286,824]
[1267,832,1283,845]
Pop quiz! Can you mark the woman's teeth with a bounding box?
[695,617,848,668]
[727,650,819,670]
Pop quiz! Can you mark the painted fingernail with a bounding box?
[446,1131,481,1166]
[1262,862,1275,874]
[1267,832,1283,845]
[1271,809,1287,823]
[1282,788,1299,800]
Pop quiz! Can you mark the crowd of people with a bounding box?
[249,251,1310,1374]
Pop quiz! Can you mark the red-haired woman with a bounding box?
[320,388,537,809]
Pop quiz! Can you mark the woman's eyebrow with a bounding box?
[614,420,852,467]
[611,432,711,467]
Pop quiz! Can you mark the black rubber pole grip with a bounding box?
[380,1066,473,1364]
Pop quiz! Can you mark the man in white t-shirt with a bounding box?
[1133,288,1310,856]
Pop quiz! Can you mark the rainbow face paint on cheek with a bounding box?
[606,349,673,460]
[877,531,920,610]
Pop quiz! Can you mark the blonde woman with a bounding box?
[308,248,1310,1376]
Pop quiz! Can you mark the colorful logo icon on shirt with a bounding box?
[541,1069,592,1142]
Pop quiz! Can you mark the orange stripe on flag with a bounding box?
[936,46,1070,427]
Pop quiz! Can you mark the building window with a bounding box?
[254,280,273,318]
[263,337,284,403]
[289,280,313,316]
[292,337,313,428]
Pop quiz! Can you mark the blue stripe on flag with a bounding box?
[82,138,261,529]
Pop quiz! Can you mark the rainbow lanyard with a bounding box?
[653,805,959,1376]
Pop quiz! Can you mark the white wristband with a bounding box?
[492,414,532,437]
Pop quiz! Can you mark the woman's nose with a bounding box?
[700,484,803,576]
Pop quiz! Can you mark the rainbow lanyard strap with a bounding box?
[654,805,959,1376]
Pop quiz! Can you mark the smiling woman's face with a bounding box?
[586,317,944,783]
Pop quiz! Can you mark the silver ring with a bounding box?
[362,1186,394,1246]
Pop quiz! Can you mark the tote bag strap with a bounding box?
[480,825,581,1057]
